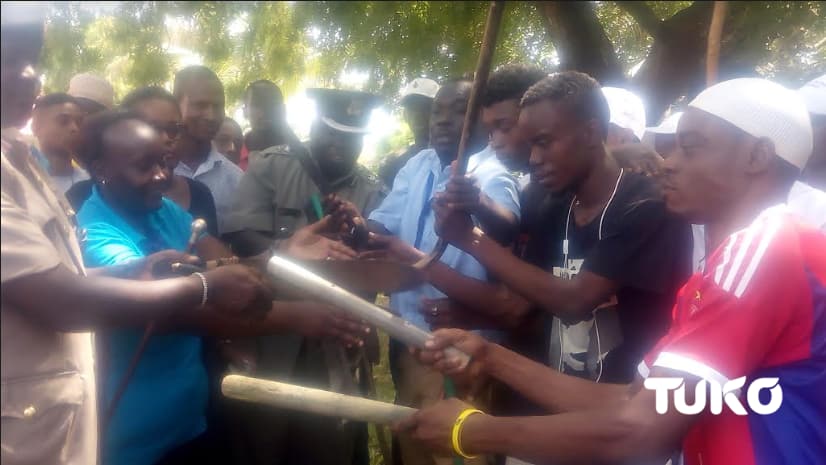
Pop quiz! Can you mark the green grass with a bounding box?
[368,295,396,465]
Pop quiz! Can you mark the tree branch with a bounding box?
[616,1,663,40]
[536,1,624,84]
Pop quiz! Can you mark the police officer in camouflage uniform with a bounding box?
[223,88,386,465]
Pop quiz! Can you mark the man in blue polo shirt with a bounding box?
[368,77,520,465]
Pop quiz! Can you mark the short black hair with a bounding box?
[521,71,610,136]
[173,65,222,100]
[77,110,144,174]
[482,64,547,107]
[121,86,179,112]
[33,93,78,112]
[245,79,284,105]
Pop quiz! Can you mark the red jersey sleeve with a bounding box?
[640,214,813,384]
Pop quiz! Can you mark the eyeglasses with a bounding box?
[151,122,185,139]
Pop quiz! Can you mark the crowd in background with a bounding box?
[2,3,825,465]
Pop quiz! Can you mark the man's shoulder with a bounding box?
[246,144,305,175]
[407,147,436,165]
[254,143,294,159]
[704,205,804,298]
[612,172,671,218]
[184,177,213,197]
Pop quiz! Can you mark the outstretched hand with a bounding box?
[140,250,201,280]
[202,264,271,315]
[281,300,371,348]
[360,232,425,265]
[280,215,357,261]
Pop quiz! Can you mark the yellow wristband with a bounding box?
[451,408,484,459]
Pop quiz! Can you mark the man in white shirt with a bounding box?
[172,66,243,236]
[30,92,89,193]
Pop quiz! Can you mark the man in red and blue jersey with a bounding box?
[395,77,825,465]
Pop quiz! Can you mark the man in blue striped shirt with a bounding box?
[368,78,520,465]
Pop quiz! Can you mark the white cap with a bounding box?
[68,73,115,109]
[401,78,439,101]
[602,86,646,140]
[646,112,683,136]
[798,74,826,116]
[689,78,812,170]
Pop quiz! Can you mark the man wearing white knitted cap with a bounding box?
[396,77,825,465]
[602,86,646,146]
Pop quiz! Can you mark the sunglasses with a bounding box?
[151,122,185,139]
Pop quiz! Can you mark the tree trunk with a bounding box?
[536,1,625,85]
[631,2,713,123]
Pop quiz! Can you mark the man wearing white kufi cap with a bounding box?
[394,77,825,465]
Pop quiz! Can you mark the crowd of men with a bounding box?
[2,3,825,465]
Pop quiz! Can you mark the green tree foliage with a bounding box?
[40,1,824,113]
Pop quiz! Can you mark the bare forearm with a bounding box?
[462,410,656,465]
[461,229,595,319]
[425,263,530,328]
[483,343,629,413]
[2,266,204,331]
[85,260,148,279]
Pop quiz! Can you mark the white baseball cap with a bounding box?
[401,78,439,102]
[68,73,115,109]
[798,74,826,116]
[689,78,812,170]
[602,86,647,140]
[646,112,683,136]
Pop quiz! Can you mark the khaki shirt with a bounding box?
[1,130,97,465]
[227,144,387,238]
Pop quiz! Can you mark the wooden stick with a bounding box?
[266,255,471,366]
[414,0,506,270]
[222,374,415,425]
[706,1,728,86]
[455,0,505,175]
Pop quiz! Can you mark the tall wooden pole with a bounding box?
[706,1,728,86]
[414,0,506,270]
